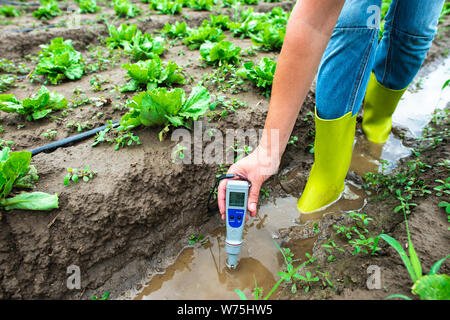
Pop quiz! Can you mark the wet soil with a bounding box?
[0,1,448,300]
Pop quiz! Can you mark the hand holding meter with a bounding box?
[206,174,252,270]
[225,180,250,269]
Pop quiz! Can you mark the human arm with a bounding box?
[217,0,346,219]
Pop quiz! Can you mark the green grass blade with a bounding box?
[429,255,450,275]
[385,294,412,300]
[234,289,247,300]
[379,234,418,283]
[408,241,422,281]
[404,212,422,280]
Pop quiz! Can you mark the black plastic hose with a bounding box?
[0,1,40,6]
[30,121,120,157]
[1,24,59,33]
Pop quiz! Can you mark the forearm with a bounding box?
[259,0,345,162]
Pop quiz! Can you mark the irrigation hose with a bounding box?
[1,24,59,33]
[29,121,120,157]
[0,1,40,6]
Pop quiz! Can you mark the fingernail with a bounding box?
[249,202,256,212]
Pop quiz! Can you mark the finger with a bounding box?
[247,181,261,217]
[217,179,228,220]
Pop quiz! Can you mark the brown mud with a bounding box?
[0,1,448,300]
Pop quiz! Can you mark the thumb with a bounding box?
[247,181,261,217]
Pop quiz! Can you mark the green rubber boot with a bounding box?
[297,110,357,213]
[362,73,407,144]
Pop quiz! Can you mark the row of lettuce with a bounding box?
[0,5,288,213]
[1,6,288,130]
[0,0,285,20]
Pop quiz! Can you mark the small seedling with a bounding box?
[260,188,270,199]
[64,165,97,186]
[66,121,92,132]
[172,145,187,163]
[313,222,320,234]
[296,271,319,293]
[0,139,14,149]
[188,234,206,245]
[91,291,110,300]
[288,136,298,146]
[316,270,334,289]
[348,236,381,255]
[41,129,57,141]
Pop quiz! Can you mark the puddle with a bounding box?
[393,57,450,138]
[132,58,449,300]
[351,57,450,175]
[135,184,365,300]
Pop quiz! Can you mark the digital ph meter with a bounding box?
[224,180,250,269]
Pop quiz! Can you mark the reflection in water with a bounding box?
[393,57,450,138]
[137,228,279,300]
[351,132,411,175]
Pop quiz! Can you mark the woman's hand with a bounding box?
[217,145,280,220]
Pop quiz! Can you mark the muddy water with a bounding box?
[135,184,366,300]
[133,57,449,300]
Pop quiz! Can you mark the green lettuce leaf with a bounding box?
[1,191,59,211]
[180,85,211,120]
[412,274,450,300]
[199,41,241,65]
[0,150,31,198]
[0,86,67,120]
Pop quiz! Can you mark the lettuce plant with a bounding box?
[229,14,266,39]
[34,37,84,84]
[199,41,241,66]
[0,75,16,93]
[106,23,139,49]
[149,0,183,14]
[114,0,141,18]
[120,85,211,140]
[77,0,101,13]
[123,31,166,61]
[237,57,276,96]
[251,24,285,51]
[0,86,67,121]
[186,0,216,11]
[33,0,62,20]
[0,147,58,213]
[202,14,232,30]
[0,5,21,17]
[221,0,238,7]
[268,6,290,27]
[160,21,190,39]
[183,26,225,50]
[120,57,185,92]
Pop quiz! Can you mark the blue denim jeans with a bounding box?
[316,0,445,120]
